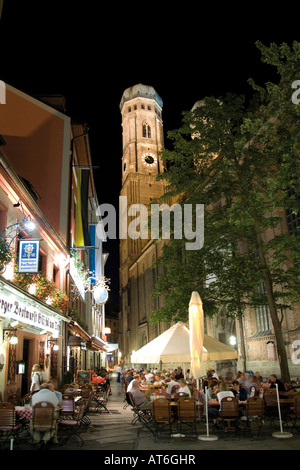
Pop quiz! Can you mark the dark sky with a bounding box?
[0,2,296,305]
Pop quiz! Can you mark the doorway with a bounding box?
[22,339,30,396]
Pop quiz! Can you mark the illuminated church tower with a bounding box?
[119,84,169,364]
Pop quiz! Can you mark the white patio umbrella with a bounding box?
[189,291,206,380]
[131,322,237,365]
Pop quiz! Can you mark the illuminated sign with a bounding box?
[0,290,60,334]
[18,239,40,273]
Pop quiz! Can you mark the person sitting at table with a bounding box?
[269,373,288,399]
[230,380,248,402]
[216,381,234,407]
[145,370,154,382]
[31,383,60,443]
[130,380,153,409]
[254,371,263,385]
[166,375,178,395]
[175,368,184,380]
[46,380,62,405]
[208,382,220,401]
[177,378,191,397]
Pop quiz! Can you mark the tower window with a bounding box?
[141,104,145,109]
[128,107,131,112]
[143,122,151,138]
[148,106,151,110]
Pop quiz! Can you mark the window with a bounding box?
[255,282,271,333]
[142,122,151,138]
[285,188,300,234]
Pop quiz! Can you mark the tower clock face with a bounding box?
[141,153,157,167]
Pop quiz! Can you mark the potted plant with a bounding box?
[0,237,13,272]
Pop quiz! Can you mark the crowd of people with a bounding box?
[120,366,289,417]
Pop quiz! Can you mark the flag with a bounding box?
[89,224,102,284]
[75,169,85,247]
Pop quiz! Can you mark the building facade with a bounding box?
[118,85,300,379]
[0,84,110,403]
[119,84,170,365]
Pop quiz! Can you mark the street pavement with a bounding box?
[10,373,300,459]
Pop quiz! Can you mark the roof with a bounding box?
[119,83,163,110]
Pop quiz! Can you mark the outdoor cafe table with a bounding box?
[15,405,62,422]
[15,406,33,422]
[15,405,61,443]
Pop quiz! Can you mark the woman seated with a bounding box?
[176,378,191,397]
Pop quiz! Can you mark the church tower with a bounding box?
[119,84,168,364]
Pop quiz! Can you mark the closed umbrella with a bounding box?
[189,291,206,380]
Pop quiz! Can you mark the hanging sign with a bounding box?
[18,239,40,273]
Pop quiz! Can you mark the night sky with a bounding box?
[0,2,296,306]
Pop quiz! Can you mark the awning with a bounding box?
[68,321,90,343]
[89,335,110,352]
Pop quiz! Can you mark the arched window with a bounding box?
[142,122,151,138]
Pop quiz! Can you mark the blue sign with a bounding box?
[18,239,40,273]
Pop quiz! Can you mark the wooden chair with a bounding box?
[128,392,154,436]
[263,389,283,427]
[7,389,22,406]
[31,401,55,445]
[178,397,197,437]
[218,396,240,437]
[0,403,27,449]
[286,395,300,432]
[59,401,90,447]
[89,386,110,414]
[60,398,75,418]
[243,396,265,439]
[152,398,174,440]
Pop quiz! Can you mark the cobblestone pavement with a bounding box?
[7,373,300,458]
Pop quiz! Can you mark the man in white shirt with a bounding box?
[32,383,59,407]
[31,384,59,443]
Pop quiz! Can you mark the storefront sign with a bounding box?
[0,291,60,334]
[18,239,40,273]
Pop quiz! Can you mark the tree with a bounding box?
[151,41,300,383]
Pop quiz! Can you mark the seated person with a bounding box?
[31,383,59,443]
[46,380,62,404]
[130,380,152,409]
[166,376,178,395]
[269,374,286,392]
[32,383,59,407]
[176,378,191,397]
[217,381,234,410]
[230,380,248,401]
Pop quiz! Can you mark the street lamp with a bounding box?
[3,327,18,345]
[0,216,36,247]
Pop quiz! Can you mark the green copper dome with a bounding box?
[120,83,163,110]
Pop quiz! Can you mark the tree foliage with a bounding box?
[151,41,300,381]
